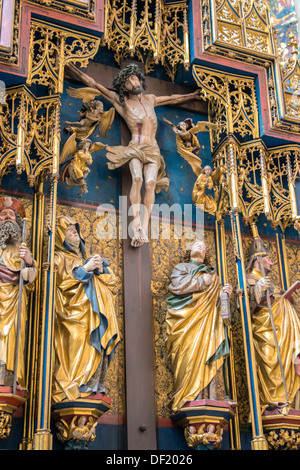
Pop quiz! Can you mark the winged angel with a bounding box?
[55,415,97,448]
[60,136,105,193]
[163,118,222,215]
[60,87,115,193]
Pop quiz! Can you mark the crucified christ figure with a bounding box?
[67,63,201,247]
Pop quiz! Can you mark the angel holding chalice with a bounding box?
[163,117,222,215]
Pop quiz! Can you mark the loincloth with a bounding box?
[106,143,169,194]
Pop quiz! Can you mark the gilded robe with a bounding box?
[192,174,217,215]
[71,149,93,180]
[166,261,229,412]
[0,243,36,388]
[247,268,300,412]
[52,217,120,404]
[176,131,200,156]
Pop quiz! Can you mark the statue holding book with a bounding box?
[166,240,233,412]
[52,216,120,404]
[246,233,300,415]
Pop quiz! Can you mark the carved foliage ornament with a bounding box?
[266,429,300,451]
[192,65,259,150]
[203,0,273,55]
[0,411,12,440]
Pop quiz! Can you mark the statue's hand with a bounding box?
[192,89,202,100]
[19,246,33,267]
[257,276,271,293]
[84,255,103,273]
[223,283,233,296]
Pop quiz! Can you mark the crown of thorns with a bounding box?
[112,64,147,106]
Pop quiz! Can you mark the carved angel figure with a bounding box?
[72,416,97,443]
[184,423,223,450]
[192,165,218,214]
[55,415,97,446]
[60,136,105,193]
[64,87,115,141]
[163,117,219,156]
[163,117,222,214]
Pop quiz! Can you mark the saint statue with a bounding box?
[52,216,120,403]
[166,240,233,412]
[0,197,37,390]
[67,63,201,247]
[246,236,300,414]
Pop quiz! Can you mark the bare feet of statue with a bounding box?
[80,185,88,194]
[131,227,149,248]
[79,179,88,193]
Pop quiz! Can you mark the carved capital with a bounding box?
[51,395,111,450]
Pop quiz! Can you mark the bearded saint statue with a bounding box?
[0,196,37,390]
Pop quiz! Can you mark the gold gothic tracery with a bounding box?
[202,0,274,57]
[192,65,259,150]
[200,0,300,136]
[0,85,60,186]
[27,0,96,19]
[280,33,300,124]
[27,20,100,94]
[102,0,190,81]
[211,137,300,233]
[215,0,272,54]
[192,64,299,233]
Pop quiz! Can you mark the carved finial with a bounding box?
[288,32,299,59]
